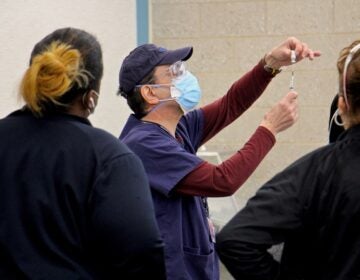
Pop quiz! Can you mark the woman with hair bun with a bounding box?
[0,27,165,279]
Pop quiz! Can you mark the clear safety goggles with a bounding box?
[168,60,187,79]
[136,61,187,89]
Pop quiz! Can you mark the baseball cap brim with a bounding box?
[119,44,194,96]
[158,46,193,65]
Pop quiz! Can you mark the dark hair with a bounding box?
[337,40,360,120]
[118,69,155,118]
[20,27,103,115]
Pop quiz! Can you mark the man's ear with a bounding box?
[140,86,159,105]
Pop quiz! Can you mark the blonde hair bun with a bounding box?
[20,41,89,115]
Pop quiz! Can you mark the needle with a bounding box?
[290,71,295,90]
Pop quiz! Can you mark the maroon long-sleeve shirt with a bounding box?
[177,59,276,197]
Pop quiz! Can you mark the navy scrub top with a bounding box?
[120,109,219,280]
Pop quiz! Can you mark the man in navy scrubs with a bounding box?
[117,38,320,279]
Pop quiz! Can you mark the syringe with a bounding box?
[289,50,296,90]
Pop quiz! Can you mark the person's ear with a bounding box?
[337,95,347,115]
[89,90,99,107]
[140,86,159,105]
[82,90,99,114]
[89,97,95,109]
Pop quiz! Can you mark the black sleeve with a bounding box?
[88,152,166,279]
[215,157,310,280]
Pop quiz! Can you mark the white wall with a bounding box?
[0,0,136,136]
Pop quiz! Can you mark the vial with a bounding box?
[291,50,296,64]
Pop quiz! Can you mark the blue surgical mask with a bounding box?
[171,71,202,113]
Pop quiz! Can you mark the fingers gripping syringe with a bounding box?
[289,50,296,90]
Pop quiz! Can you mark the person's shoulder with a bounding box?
[76,125,133,161]
[0,109,31,123]
[122,122,174,146]
[180,109,203,124]
[305,143,334,158]
[285,143,335,172]
[95,126,131,149]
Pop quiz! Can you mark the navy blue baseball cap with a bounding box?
[118,44,193,96]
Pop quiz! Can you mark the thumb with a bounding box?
[284,91,298,103]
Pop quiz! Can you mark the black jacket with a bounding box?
[0,109,166,279]
[216,125,360,280]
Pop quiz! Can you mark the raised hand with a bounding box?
[264,37,321,69]
[260,91,299,135]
